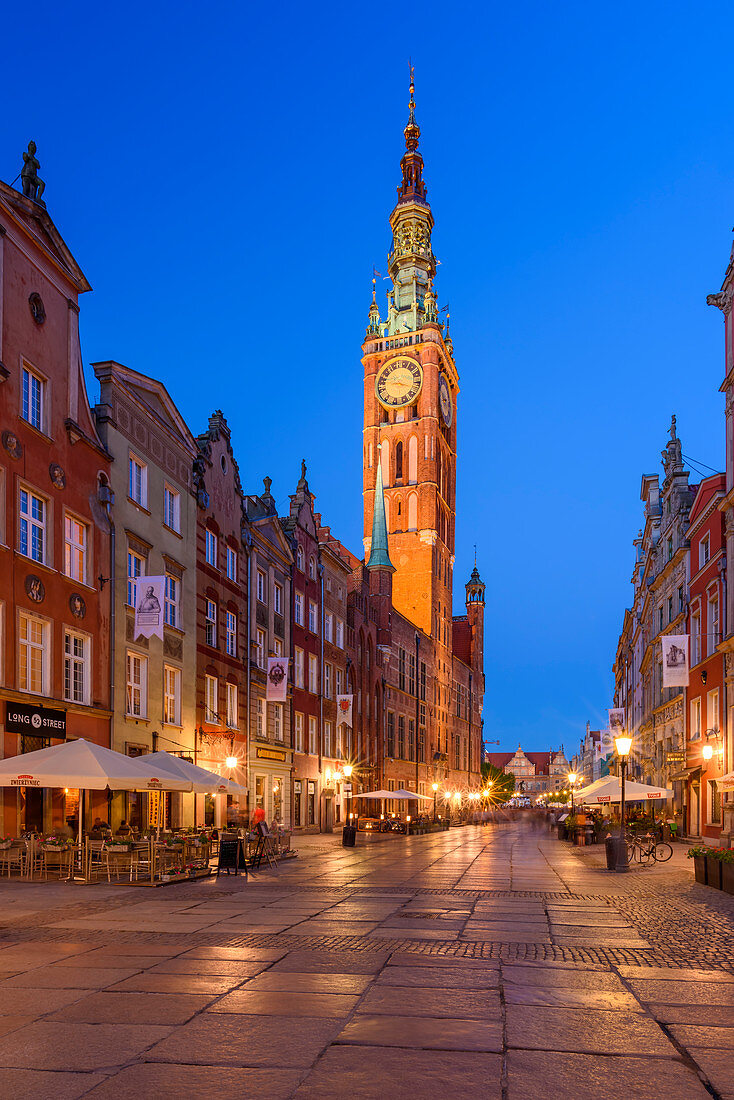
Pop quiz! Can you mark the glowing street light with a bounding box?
[225,756,238,770]
[614,733,633,873]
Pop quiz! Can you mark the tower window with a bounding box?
[395,442,403,480]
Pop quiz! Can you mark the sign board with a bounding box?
[666,752,685,764]
[217,836,246,876]
[256,747,287,763]
[343,783,352,793]
[5,701,66,737]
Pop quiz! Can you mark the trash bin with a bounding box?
[342,825,356,847]
[605,835,627,870]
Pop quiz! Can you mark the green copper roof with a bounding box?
[367,456,395,572]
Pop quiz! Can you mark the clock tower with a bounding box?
[362,72,458,752]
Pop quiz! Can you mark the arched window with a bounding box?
[408,492,418,531]
[309,556,316,580]
[408,436,418,482]
[395,441,403,481]
[297,546,304,571]
[380,439,390,486]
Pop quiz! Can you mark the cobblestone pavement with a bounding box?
[0,822,732,1098]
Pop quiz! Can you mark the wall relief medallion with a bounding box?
[2,430,22,460]
[69,593,86,619]
[49,462,66,489]
[28,292,46,324]
[25,575,45,602]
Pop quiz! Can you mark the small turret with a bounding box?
[366,278,382,335]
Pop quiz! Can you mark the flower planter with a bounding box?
[0,841,14,850]
[722,861,734,896]
[692,854,707,885]
[706,853,723,890]
[108,845,132,853]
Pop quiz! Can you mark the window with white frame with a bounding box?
[336,668,343,696]
[205,674,218,722]
[325,662,332,699]
[163,665,181,725]
[64,514,87,582]
[294,711,304,751]
[257,569,266,603]
[295,647,304,688]
[164,574,179,628]
[324,720,333,757]
[205,599,217,647]
[309,556,316,580]
[308,653,318,694]
[22,365,44,431]
[707,688,719,737]
[700,534,710,567]
[128,455,147,507]
[690,697,701,741]
[256,698,265,738]
[336,618,344,648]
[708,592,720,654]
[308,600,318,633]
[256,628,266,669]
[163,485,180,532]
[205,529,217,567]
[63,630,89,704]
[325,612,333,642]
[226,546,237,581]
[19,612,48,694]
[19,488,46,564]
[226,610,237,656]
[273,703,283,742]
[126,652,147,717]
[692,612,701,665]
[127,550,144,607]
[273,637,283,657]
[274,583,283,614]
[308,715,318,754]
[294,591,304,626]
[226,681,238,728]
[297,545,304,571]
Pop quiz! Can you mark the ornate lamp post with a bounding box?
[432,781,438,823]
[567,772,577,814]
[614,734,632,873]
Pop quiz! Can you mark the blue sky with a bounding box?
[6,1,734,754]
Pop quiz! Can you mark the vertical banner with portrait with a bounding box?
[608,708,625,734]
[266,657,289,702]
[337,694,353,727]
[135,576,165,640]
[662,634,689,687]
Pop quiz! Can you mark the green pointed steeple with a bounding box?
[367,451,395,572]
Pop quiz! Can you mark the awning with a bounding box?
[670,766,701,782]
[717,771,734,790]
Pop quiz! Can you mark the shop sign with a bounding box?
[256,747,287,763]
[5,701,66,737]
[666,752,685,764]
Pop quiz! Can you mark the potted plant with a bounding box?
[42,835,70,851]
[108,838,136,852]
[0,836,16,850]
[706,848,725,890]
[687,845,709,885]
[719,849,734,895]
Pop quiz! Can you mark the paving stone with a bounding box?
[243,971,372,994]
[145,1012,340,1066]
[387,953,498,970]
[84,1063,302,1099]
[616,966,734,983]
[377,965,499,989]
[272,950,388,973]
[685,1047,734,1099]
[504,985,641,1010]
[625,980,734,1006]
[108,972,243,995]
[47,990,213,1025]
[669,1024,734,1050]
[293,1046,502,1099]
[359,984,500,1019]
[211,989,359,1017]
[0,1068,107,1099]
[647,1004,734,1026]
[502,967,627,991]
[146,958,269,977]
[0,987,89,1014]
[0,1022,172,1070]
[180,946,286,961]
[0,966,143,989]
[505,1005,675,1055]
[336,1013,503,1051]
[505,1049,710,1099]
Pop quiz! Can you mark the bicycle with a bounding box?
[626,832,673,864]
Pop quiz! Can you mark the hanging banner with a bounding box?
[608,709,625,734]
[337,694,353,727]
[266,657,289,701]
[600,728,615,754]
[662,634,689,687]
[135,576,165,639]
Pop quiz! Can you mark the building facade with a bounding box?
[93,360,198,830]
[0,170,112,836]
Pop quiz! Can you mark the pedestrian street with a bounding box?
[0,822,732,1099]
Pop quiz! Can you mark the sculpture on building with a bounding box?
[20,142,45,204]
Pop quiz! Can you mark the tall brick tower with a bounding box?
[362,70,459,756]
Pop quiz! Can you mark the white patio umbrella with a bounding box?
[354,790,393,799]
[0,738,192,853]
[578,775,673,804]
[145,751,248,795]
[392,788,434,801]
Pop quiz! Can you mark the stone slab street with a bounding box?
[0,822,733,1099]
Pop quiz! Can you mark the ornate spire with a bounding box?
[397,66,426,204]
[367,449,395,572]
[366,276,382,335]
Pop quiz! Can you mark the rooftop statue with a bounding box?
[21,141,45,204]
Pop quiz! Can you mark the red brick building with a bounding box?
[684,473,726,840]
[194,411,249,828]
[0,167,112,834]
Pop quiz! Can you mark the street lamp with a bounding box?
[614,734,632,873]
[702,743,714,762]
[432,782,438,823]
[567,772,577,814]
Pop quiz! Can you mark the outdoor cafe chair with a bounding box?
[0,842,25,878]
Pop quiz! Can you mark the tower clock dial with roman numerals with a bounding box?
[375,356,423,409]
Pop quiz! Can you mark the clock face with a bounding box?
[439,374,452,427]
[375,356,423,409]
